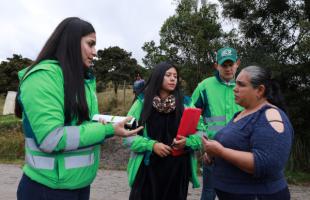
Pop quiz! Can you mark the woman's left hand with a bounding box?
[171,135,186,150]
[201,136,224,157]
[113,117,144,137]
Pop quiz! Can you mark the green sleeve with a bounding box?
[20,69,114,153]
[185,134,202,150]
[191,83,203,109]
[127,99,143,119]
[129,135,157,152]
[124,99,157,153]
[184,92,206,150]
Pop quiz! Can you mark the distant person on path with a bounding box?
[202,66,293,200]
[191,47,243,200]
[14,17,142,200]
[124,62,205,200]
[133,73,145,97]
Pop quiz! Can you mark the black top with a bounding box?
[129,108,191,200]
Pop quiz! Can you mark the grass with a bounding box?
[97,88,135,116]
[0,129,24,161]
[286,170,310,186]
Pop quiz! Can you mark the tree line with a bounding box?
[0,0,309,172]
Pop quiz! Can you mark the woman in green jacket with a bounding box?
[125,62,204,200]
[15,17,142,200]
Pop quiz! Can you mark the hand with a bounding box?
[98,117,107,125]
[153,142,172,157]
[201,136,224,157]
[113,117,143,137]
[202,152,213,165]
[171,135,186,150]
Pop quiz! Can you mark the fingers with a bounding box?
[172,137,186,150]
[171,138,177,146]
[160,145,172,157]
[201,135,209,147]
[174,137,186,144]
[98,117,107,124]
[176,135,185,140]
[122,116,133,124]
[122,126,144,137]
[204,154,212,165]
[154,143,172,157]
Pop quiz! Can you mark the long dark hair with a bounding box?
[243,66,287,112]
[139,61,184,125]
[15,17,95,125]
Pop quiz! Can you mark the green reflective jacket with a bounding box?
[18,60,115,189]
[124,96,204,188]
[191,74,243,139]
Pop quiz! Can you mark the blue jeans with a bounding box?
[17,174,90,200]
[200,163,216,200]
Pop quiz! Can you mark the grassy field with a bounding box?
[97,88,135,116]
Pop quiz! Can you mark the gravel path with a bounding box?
[1,164,309,200]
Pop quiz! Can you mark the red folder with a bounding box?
[171,108,202,156]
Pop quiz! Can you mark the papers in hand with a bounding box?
[92,114,137,129]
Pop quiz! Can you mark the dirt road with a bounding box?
[1,164,309,200]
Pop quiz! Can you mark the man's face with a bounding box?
[216,60,239,82]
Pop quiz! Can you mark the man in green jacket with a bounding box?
[191,47,243,200]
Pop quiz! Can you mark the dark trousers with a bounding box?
[200,163,216,200]
[17,174,90,200]
[215,186,290,200]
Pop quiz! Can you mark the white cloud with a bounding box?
[0,0,176,64]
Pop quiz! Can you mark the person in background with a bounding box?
[191,47,243,200]
[15,17,142,200]
[202,66,293,200]
[133,73,145,98]
[124,61,204,200]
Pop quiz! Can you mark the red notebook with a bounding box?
[171,108,202,156]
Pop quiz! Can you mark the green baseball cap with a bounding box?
[216,47,238,66]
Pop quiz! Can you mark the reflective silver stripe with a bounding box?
[40,127,64,153]
[205,116,226,123]
[25,153,54,170]
[25,138,40,151]
[208,125,225,132]
[123,136,138,147]
[64,153,94,169]
[26,137,91,153]
[65,126,80,151]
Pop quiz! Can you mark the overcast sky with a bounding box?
[0,0,230,65]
